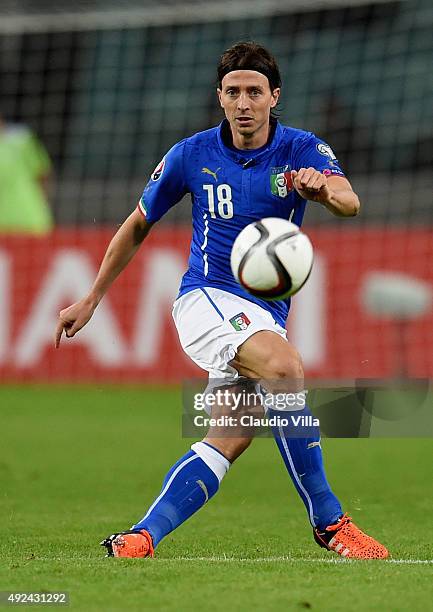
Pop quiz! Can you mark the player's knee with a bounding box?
[266,353,304,381]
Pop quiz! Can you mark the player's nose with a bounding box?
[237,92,250,111]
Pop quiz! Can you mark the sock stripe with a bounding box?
[140,454,200,522]
[278,425,315,527]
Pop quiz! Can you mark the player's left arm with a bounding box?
[291,168,360,217]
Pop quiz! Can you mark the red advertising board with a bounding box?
[0,227,432,382]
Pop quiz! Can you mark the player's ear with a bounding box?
[270,88,280,108]
[217,88,224,108]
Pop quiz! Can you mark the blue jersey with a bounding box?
[138,119,344,327]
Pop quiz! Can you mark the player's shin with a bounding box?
[131,441,230,547]
[268,400,342,530]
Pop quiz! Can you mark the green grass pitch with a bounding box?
[1,386,432,611]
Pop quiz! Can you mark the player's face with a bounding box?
[217,70,280,146]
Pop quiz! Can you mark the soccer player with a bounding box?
[55,42,388,559]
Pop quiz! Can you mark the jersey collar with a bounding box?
[216,118,283,165]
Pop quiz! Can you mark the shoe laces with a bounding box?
[325,512,352,533]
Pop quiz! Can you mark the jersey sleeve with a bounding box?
[292,132,345,178]
[138,140,188,223]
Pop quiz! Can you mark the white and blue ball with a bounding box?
[230,218,314,300]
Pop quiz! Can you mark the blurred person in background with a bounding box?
[0,113,53,235]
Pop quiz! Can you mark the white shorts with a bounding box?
[172,287,287,379]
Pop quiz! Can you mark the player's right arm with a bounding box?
[55,140,187,348]
[55,208,152,347]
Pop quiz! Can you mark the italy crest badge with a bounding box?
[270,166,293,198]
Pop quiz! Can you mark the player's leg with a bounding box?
[101,439,229,557]
[232,330,389,559]
[102,398,253,558]
[232,330,343,531]
[202,380,257,461]
[102,289,257,558]
[127,382,254,548]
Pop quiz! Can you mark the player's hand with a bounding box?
[55,297,97,348]
[291,168,333,204]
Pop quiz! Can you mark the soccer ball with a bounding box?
[230,218,314,300]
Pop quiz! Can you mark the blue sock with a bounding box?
[131,442,230,547]
[269,404,342,530]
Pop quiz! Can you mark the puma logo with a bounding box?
[202,167,220,182]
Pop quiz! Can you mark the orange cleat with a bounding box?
[100,529,154,558]
[314,513,389,559]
